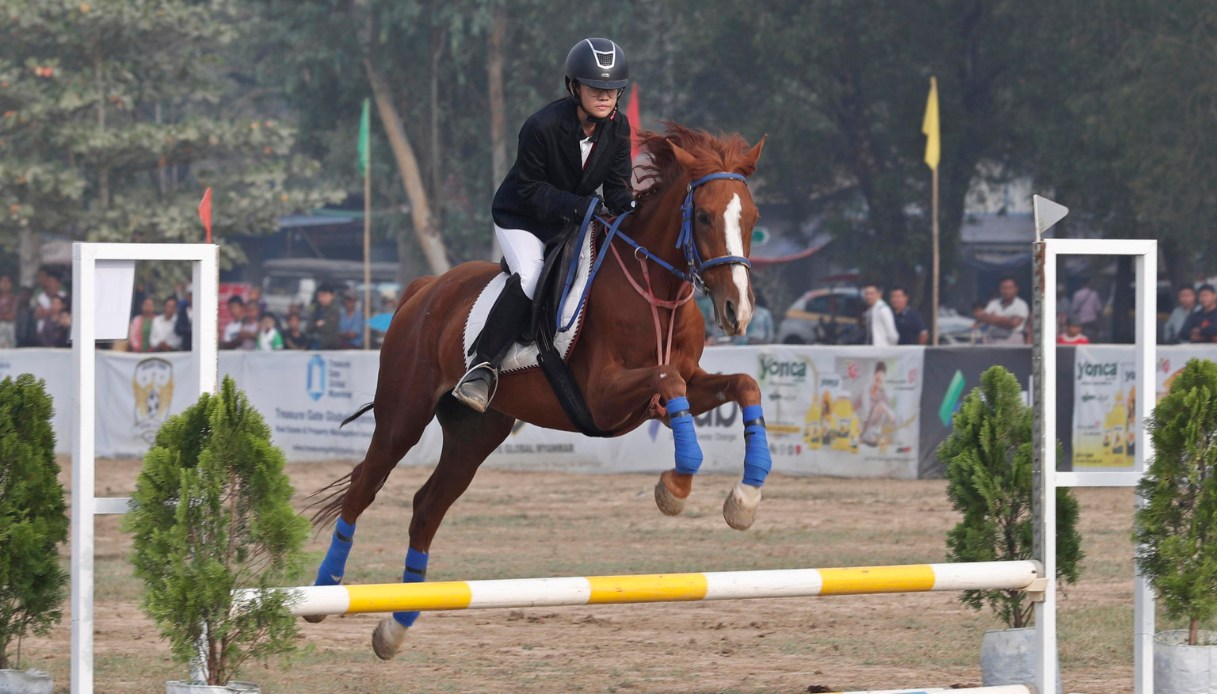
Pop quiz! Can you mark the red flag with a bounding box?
[625,84,641,161]
[198,187,212,243]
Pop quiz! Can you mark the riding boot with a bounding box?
[453,274,533,412]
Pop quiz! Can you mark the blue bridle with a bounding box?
[556,171,753,332]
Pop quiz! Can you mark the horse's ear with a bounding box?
[739,135,767,176]
[668,140,699,174]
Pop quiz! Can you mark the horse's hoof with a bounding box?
[302,613,327,624]
[654,470,689,516]
[723,481,762,530]
[372,617,409,661]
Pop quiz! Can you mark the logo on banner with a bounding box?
[133,357,174,443]
[306,355,326,401]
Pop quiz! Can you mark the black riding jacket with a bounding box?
[492,98,634,243]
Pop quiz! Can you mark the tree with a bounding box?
[0,374,67,670]
[126,376,309,685]
[0,0,337,283]
[938,366,1082,628]
[1135,358,1217,646]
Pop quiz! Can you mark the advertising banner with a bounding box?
[0,348,74,445]
[96,351,201,457]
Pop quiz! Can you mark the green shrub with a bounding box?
[938,366,1083,628]
[1135,358,1217,646]
[125,377,309,685]
[0,375,67,670]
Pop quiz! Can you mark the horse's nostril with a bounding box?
[725,301,738,329]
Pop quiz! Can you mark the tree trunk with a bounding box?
[485,5,507,260]
[18,228,40,288]
[1112,255,1134,343]
[428,23,445,238]
[364,60,451,276]
[1190,616,1199,646]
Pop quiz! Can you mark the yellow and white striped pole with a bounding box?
[239,560,1040,618]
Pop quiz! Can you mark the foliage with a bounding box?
[125,376,309,685]
[0,375,66,670]
[939,366,1082,629]
[1135,358,1217,646]
[0,0,339,279]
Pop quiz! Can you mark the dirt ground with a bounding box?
[25,459,1146,693]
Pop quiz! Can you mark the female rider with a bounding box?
[453,37,636,412]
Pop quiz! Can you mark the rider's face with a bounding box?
[578,85,619,120]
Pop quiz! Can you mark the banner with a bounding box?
[1072,345,1217,469]
[0,348,74,444]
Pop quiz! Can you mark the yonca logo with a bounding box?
[306,355,326,401]
[1077,361,1118,380]
[759,356,807,379]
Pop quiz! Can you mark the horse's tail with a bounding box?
[342,401,374,427]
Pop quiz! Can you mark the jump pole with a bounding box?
[240,561,1042,618]
[833,688,1032,694]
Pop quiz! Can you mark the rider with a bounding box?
[453,37,636,412]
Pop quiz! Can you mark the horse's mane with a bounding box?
[633,123,759,211]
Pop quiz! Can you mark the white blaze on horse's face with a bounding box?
[721,193,753,331]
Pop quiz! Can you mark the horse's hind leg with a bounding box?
[306,399,435,624]
[372,394,515,661]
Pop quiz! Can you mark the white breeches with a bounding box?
[495,225,545,300]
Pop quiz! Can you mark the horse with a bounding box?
[307,124,773,660]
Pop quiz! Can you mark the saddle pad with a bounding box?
[463,227,595,374]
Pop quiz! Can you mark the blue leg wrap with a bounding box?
[393,547,429,628]
[741,404,773,487]
[667,396,703,475]
[314,517,356,586]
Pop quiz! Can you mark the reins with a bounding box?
[553,170,752,366]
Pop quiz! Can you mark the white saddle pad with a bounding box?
[463,228,595,374]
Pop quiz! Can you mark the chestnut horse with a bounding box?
[308,125,773,659]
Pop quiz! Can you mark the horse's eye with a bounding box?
[696,210,711,226]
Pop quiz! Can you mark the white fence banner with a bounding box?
[0,348,74,446]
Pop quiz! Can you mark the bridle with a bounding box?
[555,170,753,333]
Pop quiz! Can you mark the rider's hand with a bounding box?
[576,196,606,221]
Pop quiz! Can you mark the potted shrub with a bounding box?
[126,377,309,693]
[1134,358,1217,693]
[0,375,66,694]
[938,366,1082,687]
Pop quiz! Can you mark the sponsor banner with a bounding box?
[745,345,925,478]
[1072,345,1217,470]
[918,347,1034,478]
[97,352,201,457]
[0,348,74,445]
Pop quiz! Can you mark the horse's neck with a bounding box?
[620,182,688,280]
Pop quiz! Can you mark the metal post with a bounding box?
[1133,251,1156,694]
[70,245,98,694]
[1032,239,1058,694]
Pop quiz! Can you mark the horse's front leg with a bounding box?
[583,364,703,517]
[685,368,773,530]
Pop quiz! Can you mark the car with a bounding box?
[776,287,865,345]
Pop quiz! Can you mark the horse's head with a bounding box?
[668,135,766,336]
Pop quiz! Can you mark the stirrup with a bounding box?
[452,361,499,412]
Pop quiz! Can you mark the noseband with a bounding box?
[675,172,753,288]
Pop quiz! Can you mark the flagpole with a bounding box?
[931,167,939,345]
[361,100,372,351]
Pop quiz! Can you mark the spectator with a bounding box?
[1180,284,1217,343]
[247,286,268,314]
[149,297,182,351]
[338,292,364,349]
[889,287,928,345]
[221,296,246,349]
[127,297,158,352]
[257,314,284,350]
[33,269,66,334]
[862,284,898,347]
[175,284,193,350]
[15,286,36,347]
[282,313,309,350]
[0,275,17,349]
[1069,277,1103,340]
[1058,318,1091,345]
[238,301,262,350]
[733,289,774,345]
[1162,286,1197,344]
[973,277,1029,345]
[969,301,989,344]
[38,296,70,348]
[309,284,341,350]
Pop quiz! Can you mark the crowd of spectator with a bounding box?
[0,269,73,348]
[217,284,366,352]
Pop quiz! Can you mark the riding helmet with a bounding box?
[564,38,629,92]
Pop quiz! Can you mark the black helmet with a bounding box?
[565,38,629,91]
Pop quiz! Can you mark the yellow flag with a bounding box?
[922,76,940,171]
